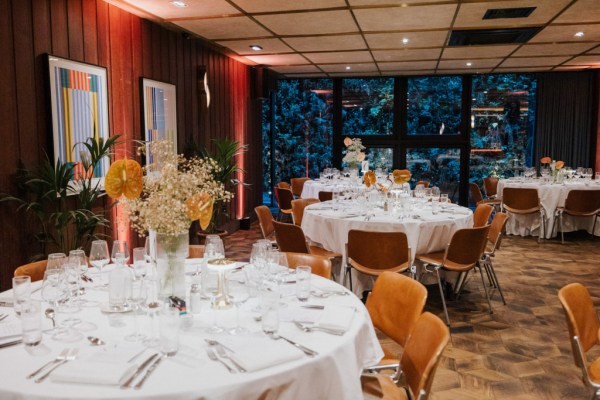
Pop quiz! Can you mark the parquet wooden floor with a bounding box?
[224,223,600,399]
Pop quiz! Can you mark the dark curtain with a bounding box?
[535,71,597,168]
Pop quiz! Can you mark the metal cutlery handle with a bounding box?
[0,339,22,349]
[34,360,67,383]
[278,335,318,357]
[27,358,60,379]
[134,354,165,390]
[120,353,159,389]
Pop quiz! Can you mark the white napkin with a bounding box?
[443,206,471,215]
[317,305,354,332]
[51,360,136,385]
[222,335,304,372]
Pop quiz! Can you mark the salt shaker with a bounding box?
[189,284,202,314]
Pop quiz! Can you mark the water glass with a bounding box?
[111,240,130,265]
[440,194,449,208]
[205,235,225,258]
[296,266,311,302]
[12,276,31,316]
[260,282,280,334]
[159,307,180,356]
[89,240,110,273]
[20,300,42,346]
[68,249,87,276]
[46,253,67,271]
[132,247,147,279]
[431,197,440,215]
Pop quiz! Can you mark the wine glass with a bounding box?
[68,250,88,305]
[89,240,110,287]
[58,263,82,326]
[125,279,147,342]
[205,236,225,258]
[228,271,250,335]
[111,240,130,265]
[46,253,67,271]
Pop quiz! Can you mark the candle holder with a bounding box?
[207,258,237,310]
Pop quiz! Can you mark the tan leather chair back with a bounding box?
[348,230,410,272]
[416,181,430,188]
[444,225,490,271]
[564,190,600,215]
[290,177,311,197]
[291,198,319,226]
[188,245,205,259]
[558,283,600,357]
[284,252,332,280]
[483,177,499,197]
[277,182,290,189]
[473,204,493,227]
[14,260,47,282]
[318,191,333,202]
[273,221,310,254]
[275,187,294,212]
[469,182,484,205]
[502,187,540,213]
[366,271,427,348]
[255,205,275,239]
[401,312,450,399]
[487,212,509,252]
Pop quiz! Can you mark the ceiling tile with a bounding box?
[244,53,309,65]
[255,10,358,35]
[436,69,492,75]
[378,61,437,71]
[270,65,322,73]
[231,0,346,13]
[216,38,293,55]
[530,24,600,42]
[438,59,502,69]
[304,51,372,64]
[553,65,590,70]
[124,0,239,19]
[513,43,598,57]
[564,55,600,66]
[372,48,441,62]
[442,45,517,59]
[454,0,571,29]
[553,0,600,24]
[319,63,378,73]
[381,70,436,76]
[328,71,381,77]
[349,0,442,5]
[365,31,448,49]
[283,73,329,78]
[353,4,457,31]
[500,56,570,67]
[284,35,366,52]
[495,66,552,72]
[175,16,270,40]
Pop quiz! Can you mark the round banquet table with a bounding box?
[0,263,383,400]
[497,178,600,238]
[301,201,473,294]
[301,179,364,199]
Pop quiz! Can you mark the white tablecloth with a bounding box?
[301,179,369,199]
[0,266,382,399]
[301,202,473,294]
[497,179,600,238]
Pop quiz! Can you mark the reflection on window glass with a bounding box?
[342,78,394,136]
[470,74,536,183]
[407,76,462,135]
[366,148,393,172]
[407,148,461,203]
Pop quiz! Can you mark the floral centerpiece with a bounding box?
[540,156,564,182]
[105,140,231,298]
[342,137,366,171]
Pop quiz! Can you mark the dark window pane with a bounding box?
[407,148,461,203]
[366,147,393,172]
[407,76,462,135]
[342,78,394,136]
[469,74,537,184]
[261,98,272,204]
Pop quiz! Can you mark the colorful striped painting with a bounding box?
[142,78,177,165]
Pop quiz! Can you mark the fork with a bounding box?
[293,321,345,336]
[215,345,246,373]
[34,348,79,383]
[0,313,7,322]
[27,348,70,379]
[206,347,236,374]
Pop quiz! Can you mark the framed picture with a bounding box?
[140,78,177,164]
[47,55,110,184]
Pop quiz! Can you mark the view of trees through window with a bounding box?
[408,148,461,203]
[407,76,462,135]
[342,78,394,136]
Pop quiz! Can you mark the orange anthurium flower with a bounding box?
[540,156,551,164]
[363,170,376,188]
[392,169,412,185]
[186,192,214,230]
[555,161,564,169]
[357,152,366,162]
[343,137,352,147]
[105,159,143,199]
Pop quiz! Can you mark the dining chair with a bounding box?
[290,177,311,198]
[273,221,340,259]
[416,225,491,327]
[274,187,294,222]
[479,212,510,305]
[469,182,501,210]
[254,205,276,242]
[346,230,411,292]
[558,283,600,399]
[553,190,600,244]
[483,177,499,199]
[188,245,205,259]
[364,271,427,378]
[501,187,546,242]
[283,252,332,280]
[473,203,494,227]
[291,198,319,226]
[318,191,333,202]
[361,312,450,400]
[277,181,290,189]
[14,260,47,282]
[415,180,430,188]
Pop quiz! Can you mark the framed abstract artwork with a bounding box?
[47,55,110,183]
[140,78,177,164]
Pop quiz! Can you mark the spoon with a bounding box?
[87,336,106,346]
[45,308,56,328]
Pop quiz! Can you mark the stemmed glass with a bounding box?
[41,269,65,334]
[68,250,88,304]
[228,271,250,335]
[111,240,130,266]
[58,263,82,327]
[125,278,147,342]
[140,277,163,347]
[46,253,67,271]
[132,247,147,280]
[205,236,225,258]
[89,240,110,287]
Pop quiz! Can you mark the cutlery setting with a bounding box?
[0,313,8,322]
[205,339,245,373]
[293,321,345,336]
[120,353,160,389]
[29,348,79,383]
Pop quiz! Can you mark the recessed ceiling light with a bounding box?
[249,44,263,51]
[170,1,188,7]
[575,31,585,37]
[345,66,351,70]
[402,38,409,44]
[466,62,472,66]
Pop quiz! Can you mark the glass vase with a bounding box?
[155,232,188,299]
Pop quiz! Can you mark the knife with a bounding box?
[120,353,159,389]
[134,353,165,390]
[0,339,22,348]
[301,304,324,310]
[0,301,13,307]
[278,335,318,357]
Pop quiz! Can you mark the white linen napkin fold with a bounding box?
[221,335,304,372]
[317,305,354,332]
[50,360,136,385]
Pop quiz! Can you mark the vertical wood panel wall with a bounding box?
[0,0,262,290]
